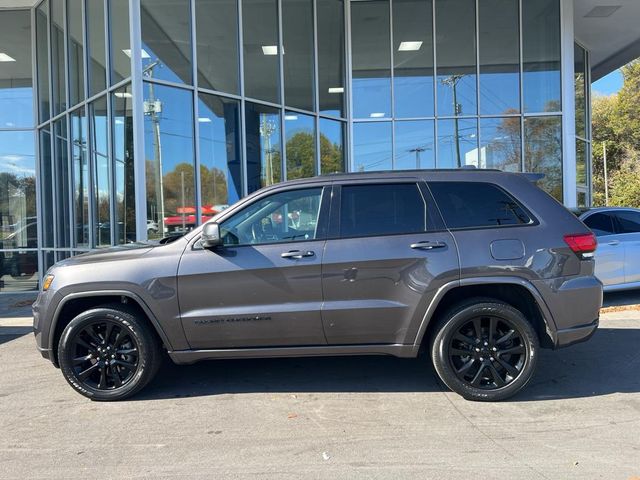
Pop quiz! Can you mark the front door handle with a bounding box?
[410,241,447,250]
[281,250,315,259]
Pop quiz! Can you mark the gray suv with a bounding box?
[33,170,602,401]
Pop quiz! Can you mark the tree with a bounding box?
[592,59,640,207]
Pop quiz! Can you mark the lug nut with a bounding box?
[492,347,497,351]
[479,357,484,361]
[490,357,495,361]
[475,348,480,352]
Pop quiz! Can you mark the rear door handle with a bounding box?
[410,241,447,250]
[607,240,620,246]
[281,250,315,259]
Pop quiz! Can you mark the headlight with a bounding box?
[42,274,55,291]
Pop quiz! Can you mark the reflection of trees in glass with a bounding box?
[524,112,563,201]
[146,161,194,217]
[284,132,344,178]
[200,166,229,206]
[482,112,521,171]
[0,172,36,245]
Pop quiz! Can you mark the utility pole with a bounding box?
[603,141,609,206]
[143,61,163,236]
[408,147,426,168]
[441,74,464,167]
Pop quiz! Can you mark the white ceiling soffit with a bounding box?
[574,0,640,80]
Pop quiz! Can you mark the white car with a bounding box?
[578,207,640,292]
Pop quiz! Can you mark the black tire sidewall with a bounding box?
[58,307,158,401]
[431,302,538,402]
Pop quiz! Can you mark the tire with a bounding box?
[58,305,162,401]
[430,298,538,402]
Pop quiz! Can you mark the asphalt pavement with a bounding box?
[1,307,639,479]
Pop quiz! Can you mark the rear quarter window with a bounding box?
[582,212,616,236]
[428,181,533,229]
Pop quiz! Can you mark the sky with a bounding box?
[592,69,624,96]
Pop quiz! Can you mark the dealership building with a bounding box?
[0,0,639,291]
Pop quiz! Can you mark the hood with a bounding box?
[55,242,157,267]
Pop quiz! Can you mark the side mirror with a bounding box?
[202,222,223,249]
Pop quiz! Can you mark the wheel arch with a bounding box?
[414,278,557,351]
[49,290,172,367]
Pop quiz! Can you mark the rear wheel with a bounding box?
[431,299,538,401]
[58,306,161,401]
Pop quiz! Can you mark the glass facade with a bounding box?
[0,10,36,292]
[0,0,593,289]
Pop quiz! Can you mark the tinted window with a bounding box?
[583,213,616,237]
[616,211,640,234]
[429,182,531,229]
[221,188,324,246]
[340,184,426,237]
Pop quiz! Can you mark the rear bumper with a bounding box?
[554,318,599,348]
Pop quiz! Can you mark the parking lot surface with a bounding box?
[1,310,639,480]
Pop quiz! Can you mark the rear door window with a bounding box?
[615,211,640,234]
[428,182,532,229]
[339,183,428,237]
[583,212,616,236]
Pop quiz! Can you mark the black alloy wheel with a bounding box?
[58,305,161,401]
[69,320,140,390]
[448,315,526,389]
[430,299,538,401]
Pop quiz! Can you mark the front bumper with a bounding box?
[554,318,599,348]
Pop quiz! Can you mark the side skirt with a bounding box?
[168,344,420,365]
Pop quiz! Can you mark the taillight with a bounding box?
[563,232,597,259]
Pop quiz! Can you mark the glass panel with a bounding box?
[583,213,615,236]
[319,118,345,174]
[112,85,136,244]
[478,0,520,115]
[68,0,85,106]
[437,118,478,168]
[220,187,323,246]
[195,0,239,94]
[285,112,316,180]
[110,0,132,84]
[393,0,434,118]
[0,10,33,128]
[54,118,71,248]
[395,120,435,169]
[340,184,426,237]
[317,0,345,117]
[197,93,242,219]
[43,250,55,272]
[479,117,521,171]
[141,0,192,85]
[435,0,477,117]
[522,0,561,113]
[143,83,195,239]
[574,43,587,139]
[0,251,38,292]
[243,0,280,103]
[71,108,89,247]
[51,0,66,115]
[524,116,562,201]
[36,1,51,123]
[86,0,107,95]
[40,128,54,247]
[90,97,110,246]
[245,102,281,193]
[0,131,36,249]
[577,190,587,208]
[351,0,391,119]
[429,182,531,228]
[616,211,640,234]
[353,122,392,172]
[282,0,314,111]
[576,139,587,186]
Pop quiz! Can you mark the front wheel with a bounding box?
[58,306,161,401]
[431,299,538,401]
